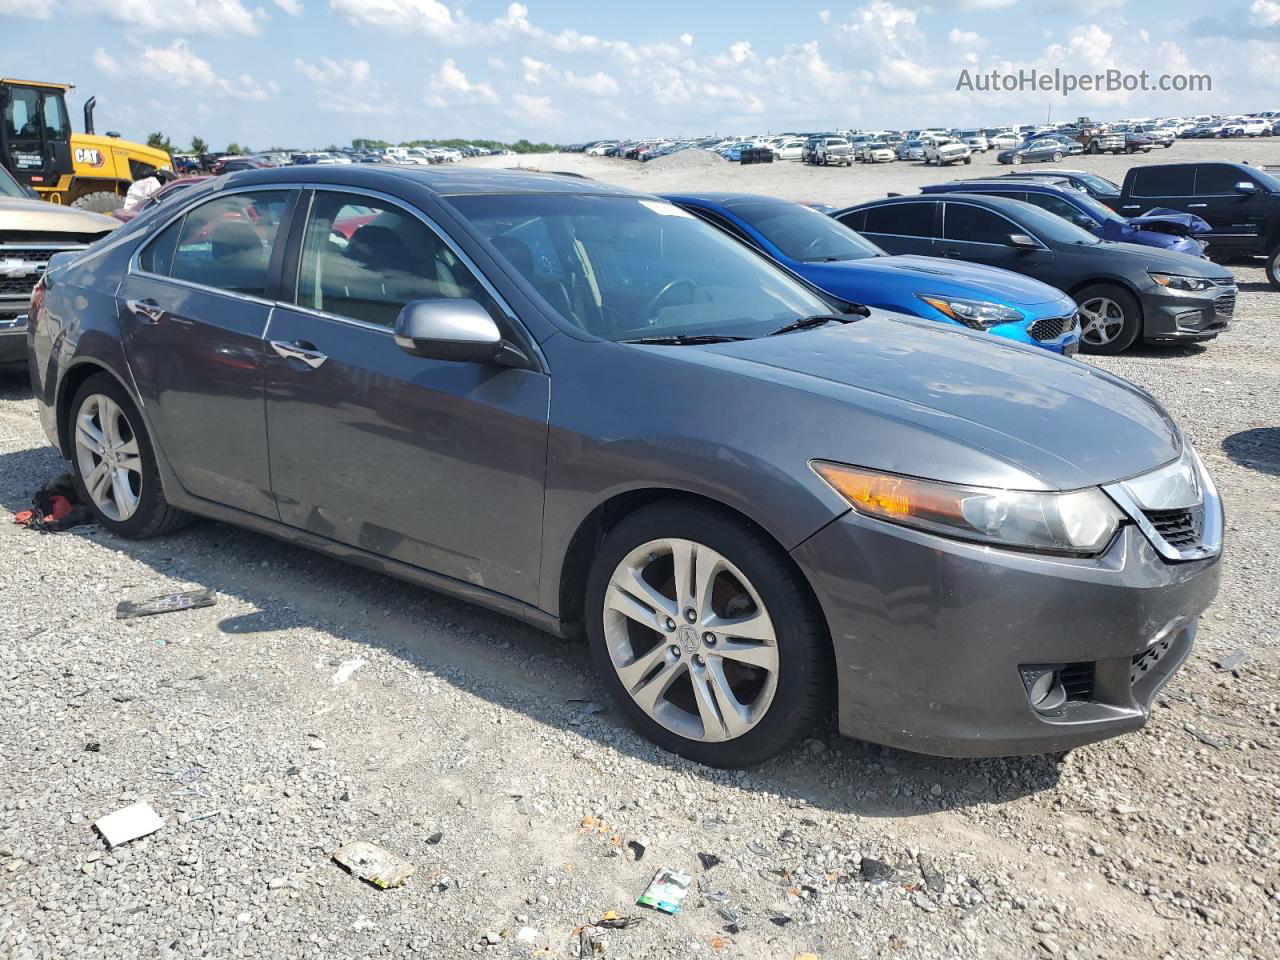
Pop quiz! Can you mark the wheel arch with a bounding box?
[54,359,134,458]
[1067,276,1145,318]
[555,487,828,640]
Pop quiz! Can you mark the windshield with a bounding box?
[1013,200,1102,245]
[449,193,834,341]
[0,164,27,198]
[1252,167,1280,193]
[727,199,885,263]
[1071,191,1123,223]
[1071,173,1121,195]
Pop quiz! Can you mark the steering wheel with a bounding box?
[644,278,697,320]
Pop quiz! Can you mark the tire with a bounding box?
[1052,152,1063,162]
[71,191,124,213]
[1075,284,1142,355]
[1011,155,1023,165]
[68,374,191,538]
[585,502,831,768]
[1266,247,1280,291]
[963,156,972,165]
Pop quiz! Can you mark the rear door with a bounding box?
[1189,164,1270,255]
[1118,164,1194,217]
[118,187,297,518]
[838,201,938,256]
[936,201,1053,276]
[263,188,549,604]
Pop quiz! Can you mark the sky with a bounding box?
[4,0,1280,151]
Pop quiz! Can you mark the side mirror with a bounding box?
[1072,215,1095,229]
[1008,233,1039,249]
[394,299,504,363]
[1234,181,1257,195]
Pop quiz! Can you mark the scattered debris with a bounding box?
[309,738,326,751]
[916,853,945,894]
[626,839,646,862]
[577,927,604,956]
[426,831,443,845]
[637,867,692,915]
[516,926,539,943]
[332,840,415,889]
[859,857,895,883]
[698,852,722,871]
[770,914,793,927]
[480,930,502,946]
[1212,650,1248,673]
[704,890,729,903]
[1185,726,1227,749]
[717,907,738,925]
[116,588,216,620]
[592,911,643,930]
[747,841,770,857]
[84,742,101,753]
[93,801,164,848]
[13,474,92,532]
[332,657,368,685]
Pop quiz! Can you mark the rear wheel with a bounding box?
[1266,247,1280,290]
[1011,155,1023,165]
[585,503,830,767]
[1052,151,1063,162]
[71,191,124,213]
[1076,284,1141,355]
[69,374,190,538]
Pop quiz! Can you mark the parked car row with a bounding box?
[23,163,1230,768]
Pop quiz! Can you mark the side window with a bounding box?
[3,87,38,139]
[41,94,69,140]
[1130,166,1194,197]
[296,191,498,328]
[943,203,1018,244]
[836,210,868,233]
[1195,165,1255,196]
[139,217,184,276]
[863,202,937,238]
[171,191,291,297]
[1024,193,1085,221]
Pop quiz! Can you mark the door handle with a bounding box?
[270,339,328,369]
[940,250,962,259]
[126,298,165,324]
[1187,203,1208,208]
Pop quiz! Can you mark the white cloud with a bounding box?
[274,0,303,16]
[1251,0,1280,27]
[426,59,497,105]
[294,57,389,113]
[680,32,694,45]
[510,92,557,124]
[0,0,50,18]
[330,0,463,40]
[818,9,830,23]
[948,28,986,47]
[104,0,263,36]
[565,71,620,97]
[135,39,268,100]
[93,48,122,77]
[521,56,555,84]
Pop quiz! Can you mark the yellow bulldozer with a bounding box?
[0,77,172,212]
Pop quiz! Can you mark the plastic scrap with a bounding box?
[698,852,721,870]
[637,867,691,915]
[94,801,164,848]
[1212,650,1247,673]
[332,658,368,685]
[332,840,415,889]
[593,911,644,930]
[13,475,92,533]
[116,588,216,620]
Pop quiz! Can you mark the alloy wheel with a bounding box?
[1078,297,1126,346]
[74,393,143,521]
[602,538,779,743]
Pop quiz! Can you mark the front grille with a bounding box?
[1058,662,1095,701]
[1028,313,1076,342]
[1214,292,1236,318]
[0,277,37,295]
[1131,636,1174,685]
[1143,507,1202,548]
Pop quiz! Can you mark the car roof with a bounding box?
[842,193,1031,215]
[662,192,794,208]
[923,179,1080,197]
[216,164,636,198]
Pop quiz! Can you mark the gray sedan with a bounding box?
[26,167,1222,765]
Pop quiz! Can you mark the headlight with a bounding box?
[811,461,1124,556]
[1149,272,1215,294]
[916,294,1024,330]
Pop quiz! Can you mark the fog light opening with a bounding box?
[1021,666,1068,714]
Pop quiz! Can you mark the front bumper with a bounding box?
[0,313,27,367]
[792,512,1221,757]
[1140,283,1235,343]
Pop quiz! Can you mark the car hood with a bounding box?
[684,315,1180,490]
[799,255,1067,307]
[0,197,120,234]
[1128,208,1211,235]
[1096,240,1234,276]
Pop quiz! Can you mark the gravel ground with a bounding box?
[2,141,1278,960]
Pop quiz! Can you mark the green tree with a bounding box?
[146,132,174,155]
[190,136,208,155]
[226,142,249,155]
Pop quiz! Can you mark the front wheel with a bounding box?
[1052,151,1063,162]
[1076,284,1141,355]
[1011,155,1023,165]
[963,156,972,165]
[71,191,124,213]
[1265,247,1280,290]
[69,374,190,538]
[585,503,831,767]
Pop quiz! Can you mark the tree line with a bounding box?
[145,133,560,157]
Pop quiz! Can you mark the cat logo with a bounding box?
[74,148,105,168]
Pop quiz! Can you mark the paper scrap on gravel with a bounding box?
[94,801,165,847]
[332,841,415,889]
[331,658,367,685]
[636,867,691,915]
[116,588,216,620]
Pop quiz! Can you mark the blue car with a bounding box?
[920,179,1208,257]
[662,193,1081,355]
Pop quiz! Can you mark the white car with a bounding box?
[924,137,972,166]
[1228,118,1273,137]
[959,131,990,152]
[586,142,616,156]
[772,138,807,160]
[860,141,895,163]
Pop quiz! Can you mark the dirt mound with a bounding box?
[641,148,727,171]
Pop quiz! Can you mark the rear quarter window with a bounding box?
[861,202,937,238]
[1130,166,1194,197]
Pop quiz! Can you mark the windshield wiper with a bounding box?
[618,334,753,345]
[768,314,856,336]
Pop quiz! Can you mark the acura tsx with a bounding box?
[25,166,1223,766]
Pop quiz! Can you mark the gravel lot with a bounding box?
[2,140,1278,960]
